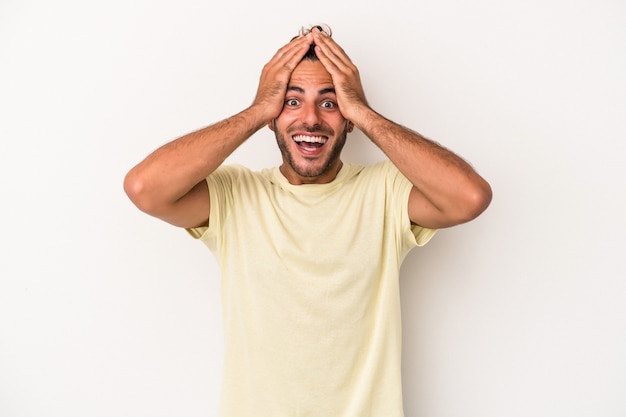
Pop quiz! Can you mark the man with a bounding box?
[124,25,491,417]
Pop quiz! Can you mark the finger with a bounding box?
[254,34,313,114]
[310,30,367,108]
[313,43,341,74]
[314,42,356,82]
[312,30,352,69]
[269,34,312,69]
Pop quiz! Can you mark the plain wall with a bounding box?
[1,0,625,416]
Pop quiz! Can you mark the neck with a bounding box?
[279,160,344,185]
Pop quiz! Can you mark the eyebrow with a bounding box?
[287,86,336,95]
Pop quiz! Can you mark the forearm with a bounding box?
[355,107,491,221]
[124,105,266,213]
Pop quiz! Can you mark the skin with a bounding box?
[269,59,351,184]
[124,28,492,230]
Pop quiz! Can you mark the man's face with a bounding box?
[270,60,351,185]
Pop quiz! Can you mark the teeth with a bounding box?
[293,135,327,144]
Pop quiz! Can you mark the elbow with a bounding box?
[461,179,492,223]
[123,169,155,214]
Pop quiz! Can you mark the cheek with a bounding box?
[327,114,348,130]
[275,115,299,132]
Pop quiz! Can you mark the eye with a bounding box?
[285,98,300,106]
[321,100,336,109]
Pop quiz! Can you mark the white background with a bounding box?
[1,0,625,416]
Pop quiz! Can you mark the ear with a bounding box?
[268,120,276,131]
[347,121,354,133]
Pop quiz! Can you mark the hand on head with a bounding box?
[308,27,369,122]
[253,26,369,125]
[252,32,313,122]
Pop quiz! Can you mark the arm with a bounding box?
[311,29,492,229]
[123,34,314,228]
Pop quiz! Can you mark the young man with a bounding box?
[125,25,491,417]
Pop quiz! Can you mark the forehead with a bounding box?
[288,60,334,92]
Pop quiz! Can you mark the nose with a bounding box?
[301,102,321,127]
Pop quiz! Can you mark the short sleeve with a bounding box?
[185,165,247,252]
[376,160,437,249]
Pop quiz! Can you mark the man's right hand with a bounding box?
[252,33,314,123]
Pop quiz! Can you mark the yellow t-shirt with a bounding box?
[188,160,436,417]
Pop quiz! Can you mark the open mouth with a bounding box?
[292,134,328,152]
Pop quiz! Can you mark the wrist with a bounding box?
[345,104,376,130]
[251,102,282,126]
[242,104,275,130]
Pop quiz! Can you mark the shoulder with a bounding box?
[352,160,406,185]
[208,164,269,187]
[210,164,253,180]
